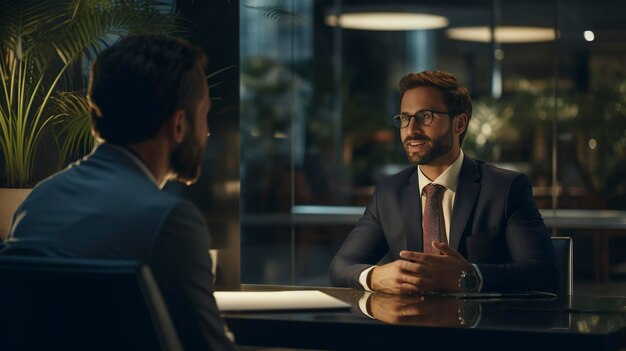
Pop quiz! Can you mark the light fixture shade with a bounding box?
[446,26,556,43]
[325,12,449,31]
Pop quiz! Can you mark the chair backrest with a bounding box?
[551,237,573,296]
[0,256,182,351]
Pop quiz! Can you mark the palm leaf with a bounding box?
[52,2,181,66]
[240,4,306,24]
[52,91,94,162]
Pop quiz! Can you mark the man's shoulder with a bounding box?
[468,157,529,186]
[27,150,184,214]
[471,158,523,175]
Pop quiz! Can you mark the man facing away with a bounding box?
[330,70,558,295]
[1,35,235,350]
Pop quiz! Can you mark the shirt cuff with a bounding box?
[472,263,484,292]
[357,291,375,319]
[358,266,376,291]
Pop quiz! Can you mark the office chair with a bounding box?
[551,237,573,296]
[0,256,182,351]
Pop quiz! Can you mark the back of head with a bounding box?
[88,35,207,145]
[399,70,472,145]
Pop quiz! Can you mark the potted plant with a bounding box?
[0,0,181,239]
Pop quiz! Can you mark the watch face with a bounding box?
[459,301,481,326]
[461,271,478,292]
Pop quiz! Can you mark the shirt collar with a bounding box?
[418,150,464,194]
[105,143,160,188]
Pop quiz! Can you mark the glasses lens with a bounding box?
[419,111,434,126]
[392,114,405,128]
[392,111,443,128]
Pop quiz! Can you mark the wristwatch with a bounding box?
[458,301,481,326]
[459,269,480,293]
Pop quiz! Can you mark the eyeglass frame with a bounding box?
[391,110,455,129]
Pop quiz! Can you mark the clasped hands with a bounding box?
[367,293,463,326]
[369,241,474,294]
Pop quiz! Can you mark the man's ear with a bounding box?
[168,110,187,144]
[454,113,468,135]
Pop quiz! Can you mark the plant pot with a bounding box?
[0,188,32,241]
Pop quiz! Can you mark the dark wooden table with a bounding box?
[221,285,626,350]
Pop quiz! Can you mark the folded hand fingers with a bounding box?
[397,260,438,277]
[398,274,438,291]
[399,251,444,266]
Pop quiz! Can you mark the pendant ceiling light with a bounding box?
[325,12,449,31]
[446,26,556,43]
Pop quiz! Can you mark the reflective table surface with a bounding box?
[222,285,626,350]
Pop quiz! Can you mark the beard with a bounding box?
[170,130,204,185]
[404,123,454,165]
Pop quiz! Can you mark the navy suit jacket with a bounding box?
[1,144,235,350]
[329,157,558,293]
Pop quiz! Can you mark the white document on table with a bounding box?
[214,290,351,311]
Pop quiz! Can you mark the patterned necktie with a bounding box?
[422,183,446,254]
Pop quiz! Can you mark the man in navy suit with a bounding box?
[330,70,558,294]
[2,35,235,350]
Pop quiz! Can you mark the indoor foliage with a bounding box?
[0,0,180,187]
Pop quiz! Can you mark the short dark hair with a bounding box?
[398,70,472,145]
[88,35,207,144]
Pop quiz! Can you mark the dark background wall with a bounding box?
[168,0,240,287]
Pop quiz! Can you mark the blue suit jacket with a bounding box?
[330,157,558,293]
[1,144,235,350]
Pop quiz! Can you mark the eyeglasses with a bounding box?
[391,110,452,129]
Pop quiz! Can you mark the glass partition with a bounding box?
[240,0,626,287]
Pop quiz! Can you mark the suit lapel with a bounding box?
[449,157,482,251]
[402,170,423,252]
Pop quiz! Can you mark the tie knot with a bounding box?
[423,183,446,199]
